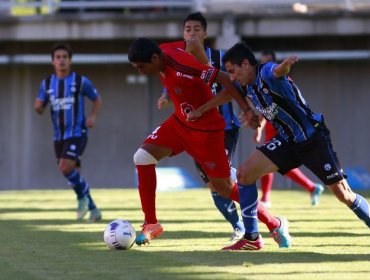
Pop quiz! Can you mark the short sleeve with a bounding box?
[82,77,99,100]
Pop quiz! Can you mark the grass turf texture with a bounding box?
[0,188,369,280]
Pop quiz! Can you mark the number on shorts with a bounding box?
[266,138,282,151]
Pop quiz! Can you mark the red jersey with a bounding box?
[159,42,225,131]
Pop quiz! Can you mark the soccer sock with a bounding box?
[86,193,97,210]
[350,193,370,228]
[136,164,157,224]
[238,183,259,240]
[229,182,280,232]
[257,201,280,232]
[286,168,314,192]
[211,192,245,232]
[65,170,89,200]
[260,173,274,202]
[228,183,240,202]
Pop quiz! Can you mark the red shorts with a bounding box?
[144,115,230,179]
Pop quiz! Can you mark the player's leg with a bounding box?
[285,168,324,206]
[134,143,171,245]
[260,173,274,208]
[194,161,245,241]
[134,118,184,245]
[328,180,370,228]
[301,122,369,228]
[56,137,99,221]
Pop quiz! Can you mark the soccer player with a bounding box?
[255,50,324,208]
[157,12,245,242]
[128,37,291,251]
[189,42,370,249]
[34,43,102,223]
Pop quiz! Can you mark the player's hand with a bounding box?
[239,111,260,129]
[157,95,171,109]
[186,110,202,121]
[86,115,96,128]
[283,55,299,67]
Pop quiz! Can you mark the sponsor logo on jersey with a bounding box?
[50,96,75,110]
[180,102,194,117]
[176,72,193,80]
[257,102,278,121]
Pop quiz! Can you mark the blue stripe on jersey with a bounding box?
[238,62,323,143]
[38,72,99,141]
[206,47,240,130]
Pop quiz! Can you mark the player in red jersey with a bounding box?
[256,50,324,208]
[128,37,291,250]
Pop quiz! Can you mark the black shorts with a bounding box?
[195,127,239,184]
[258,122,346,185]
[54,137,88,167]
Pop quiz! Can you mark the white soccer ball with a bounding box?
[104,219,136,250]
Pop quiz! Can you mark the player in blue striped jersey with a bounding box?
[34,43,102,223]
[157,12,245,242]
[189,42,370,249]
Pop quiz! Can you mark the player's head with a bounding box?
[50,43,73,74]
[222,42,257,86]
[260,49,276,63]
[183,12,207,44]
[51,43,73,60]
[128,38,163,75]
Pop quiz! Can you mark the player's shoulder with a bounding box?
[159,40,186,51]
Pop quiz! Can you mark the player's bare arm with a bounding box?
[184,38,209,65]
[273,55,299,78]
[187,71,260,128]
[157,90,172,110]
[34,99,46,114]
[86,96,102,128]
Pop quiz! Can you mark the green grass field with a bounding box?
[0,188,369,280]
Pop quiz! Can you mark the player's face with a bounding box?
[131,54,162,75]
[224,60,249,86]
[260,54,273,63]
[52,49,71,73]
[183,20,207,44]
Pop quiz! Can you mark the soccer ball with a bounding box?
[104,219,136,250]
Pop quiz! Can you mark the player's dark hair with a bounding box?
[222,42,257,66]
[261,49,276,62]
[128,37,162,63]
[51,43,73,59]
[183,12,207,31]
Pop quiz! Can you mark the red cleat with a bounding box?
[222,234,264,251]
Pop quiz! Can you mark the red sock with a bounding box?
[136,164,157,224]
[228,183,240,202]
[229,183,280,232]
[260,173,274,202]
[286,168,314,192]
[257,201,280,232]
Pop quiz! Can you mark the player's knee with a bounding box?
[133,148,158,165]
[236,165,255,184]
[58,160,74,175]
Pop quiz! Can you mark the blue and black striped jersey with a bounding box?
[205,47,240,130]
[237,62,323,143]
[37,72,99,141]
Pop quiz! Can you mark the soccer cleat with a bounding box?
[311,183,324,206]
[76,196,89,220]
[229,228,245,242]
[135,222,163,245]
[87,208,102,223]
[222,235,264,251]
[260,200,272,208]
[270,217,292,248]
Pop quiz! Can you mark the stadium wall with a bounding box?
[0,13,369,189]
